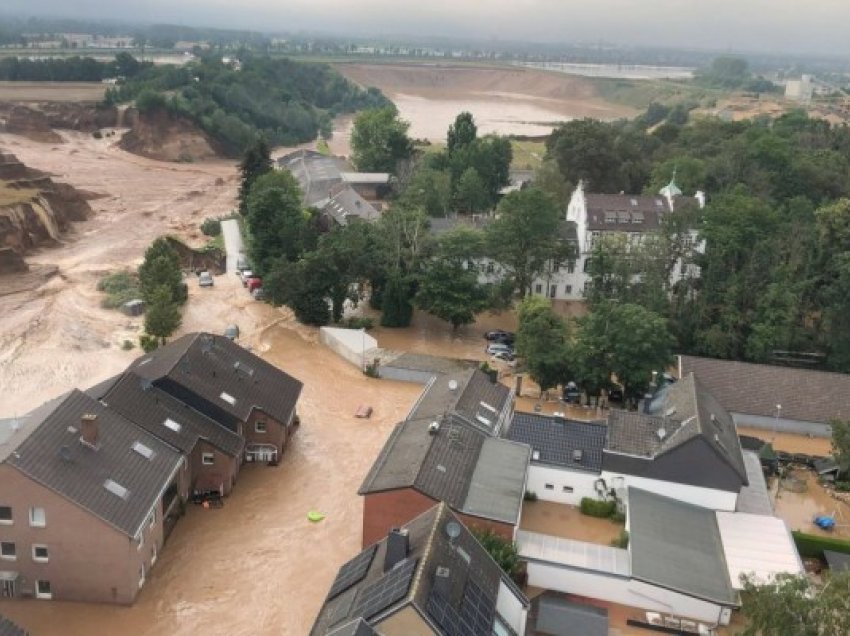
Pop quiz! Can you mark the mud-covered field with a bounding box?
[0,81,106,102]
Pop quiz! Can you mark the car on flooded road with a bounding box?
[198,271,214,287]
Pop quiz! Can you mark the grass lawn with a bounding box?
[510,139,546,170]
[591,77,729,110]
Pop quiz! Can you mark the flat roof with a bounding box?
[517,530,630,577]
[535,594,608,636]
[736,451,773,516]
[463,437,530,525]
[715,511,804,589]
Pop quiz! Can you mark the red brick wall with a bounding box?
[455,513,514,543]
[190,440,238,495]
[245,408,291,455]
[362,489,437,548]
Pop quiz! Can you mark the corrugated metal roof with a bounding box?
[715,511,803,589]
[628,488,738,606]
[6,390,183,538]
[517,530,630,577]
[463,437,530,525]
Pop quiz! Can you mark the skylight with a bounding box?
[479,401,498,414]
[132,441,155,460]
[163,418,182,433]
[220,391,236,405]
[138,358,152,366]
[475,414,493,427]
[104,479,130,500]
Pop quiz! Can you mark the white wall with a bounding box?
[496,581,527,636]
[601,471,738,512]
[525,561,729,625]
[526,464,601,506]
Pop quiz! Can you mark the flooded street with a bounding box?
[736,426,832,456]
[772,470,850,539]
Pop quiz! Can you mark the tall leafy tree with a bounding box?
[237,136,271,214]
[515,296,572,394]
[573,301,673,400]
[447,111,477,155]
[351,107,413,173]
[144,285,182,344]
[245,170,308,275]
[486,188,566,298]
[138,237,184,305]
[454,167,490,214]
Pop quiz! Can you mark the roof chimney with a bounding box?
[80,413,99,449]
[384,527,409,572]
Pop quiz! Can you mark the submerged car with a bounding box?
[198,271,214,287]
[486,343,513,356]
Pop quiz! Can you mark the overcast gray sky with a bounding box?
[5,0,850,56]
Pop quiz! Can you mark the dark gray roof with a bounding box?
[102,372,244,457]
[311,503,529,635]
[325,619,378,636]
[0,615,27,636]
[322,184,380,226]
[824,550,850,572]
[359,417,529,525]
[679,354,850,425]
[584,193,698,232]
[428,215,492,236]
[5,390,183,537]
[128,333,302,431]
[605,374,747,488]
[628,488,738,606]
[534,594,608,636]
[505,412,606,472]
[409,369,512,436]
[386,353,474,376]
[84,373,123,401]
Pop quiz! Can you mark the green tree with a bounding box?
[831,419,850,476]
[471,528,521,581]
[245,170,307,275]
[144,285,182,344]
[515,296,572,393]
[380,273,414,328]
[447,111,477,155]
[486,188,566,298]
[400,168,452,217]
[454,167,489,214]
[138,237,184,305]
[573,302,674,400]
[351,107,413,173]
[740,571,850,636]
[450,135,512,206]
[238,136,272,214]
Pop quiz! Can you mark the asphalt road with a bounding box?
[220,218,244,274]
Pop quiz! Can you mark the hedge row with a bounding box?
[580,497,617,518]
[792,530,850,559]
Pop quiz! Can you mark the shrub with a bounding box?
[342,316,374,330]
[610,529,629,549]
[200,217,222,237]
[121,339,134,351]
[472,528,521,580]
[834,481,850,492]
[92,130,103,139]
[580,497,617,518]
[97,270,141,309]
[524,490,538,502]
[792,531,850,559]
[364,360,380,378]
[610,510,626,524]
[139,333,159,353]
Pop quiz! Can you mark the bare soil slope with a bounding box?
[120,108,219,162]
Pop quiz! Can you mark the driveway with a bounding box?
[220,218,244,274]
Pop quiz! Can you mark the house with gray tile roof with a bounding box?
[320,184,380,227]
[678,354,850,436]
[99,372,244,495]
[311,503,529,636]
[128,333,303,463]
[0,390,187,604]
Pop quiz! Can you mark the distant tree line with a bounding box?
[0,53,144,81]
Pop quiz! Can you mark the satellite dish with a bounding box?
[445,521,462,541]
[657,427,667,441]
[448,380,459,392]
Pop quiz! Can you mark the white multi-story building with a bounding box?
[529,180,705,302]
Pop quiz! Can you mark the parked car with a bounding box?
[562,381,581,404]
[251,287,266,300]
[239,270,254,286]
[486,343,513,356]
[247,277,263,293]
[484,330,514,341]
[198,271,214,287]
[492,350,515,362]
[236,255,251,272]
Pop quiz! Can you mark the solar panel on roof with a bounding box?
[327,545,378,600]
[427,580,497,636]
[351,557,417,620]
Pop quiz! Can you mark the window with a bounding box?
[486,262,495,274]
[544,483,554,490]
[534,284,543,294]
[163,418,182,433]
[552,261,560,273]
[567,262,575,274]
[255,421,267,434]
[132,441,155,460]
[562,486,574,493]
[583,258,592,273]
[202,453,215,465]
[32,545,48,562]
[138,564,146,589]
[29,507,46,527]
[151,543,157,566]
[137,532,144,551]
[149,510,156,529]
[0,506,11,524]
[219,391,236,405]
[0,542,15,560]
[549,285,556,298]
[104,479,130,500]
[565,285,573,295]
[35,580,52,600]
